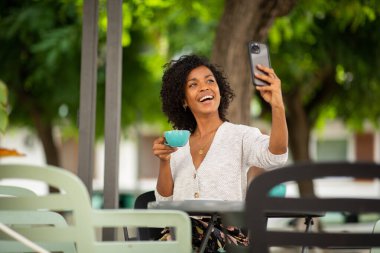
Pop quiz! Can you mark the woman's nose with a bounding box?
[199,81,209,91]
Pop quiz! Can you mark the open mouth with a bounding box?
[199,95,214,102]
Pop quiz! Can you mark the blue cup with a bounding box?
[164,130,190,147]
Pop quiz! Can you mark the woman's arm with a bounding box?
[269,104,288,154]
[153,136,176,197]
[247,166,266,187]
[156,160,174,197]
[255,64,288,155]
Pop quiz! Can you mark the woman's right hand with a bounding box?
[152,136,178,161]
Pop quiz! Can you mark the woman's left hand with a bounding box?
[254,64,284,109]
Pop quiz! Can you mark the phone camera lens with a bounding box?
[251,43,260,54]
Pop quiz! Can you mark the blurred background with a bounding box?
[0,0,379,240]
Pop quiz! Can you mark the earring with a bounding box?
[183,104,187,111]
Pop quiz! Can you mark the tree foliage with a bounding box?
[0,0,81,127]
[270,0,380,122]
[263,0,380,161]
[0,0,223,164]
[0,0,82,164]
[0,80,8,133]
[2,0,379,169]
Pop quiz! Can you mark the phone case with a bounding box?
[248,42,271,86]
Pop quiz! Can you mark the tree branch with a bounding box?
[305,67,339,125]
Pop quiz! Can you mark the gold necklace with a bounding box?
[198,141,208,155]
[196,129,217,155]
[198,140,212,155]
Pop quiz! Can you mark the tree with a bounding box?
[0,1,175,165]
[0,0,82,166]
[267,0,380,165]
[209,0,306,191]
[211,0,297,124]
[4,0,378,185]
[210,0,380,195]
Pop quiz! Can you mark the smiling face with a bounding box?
[184,65,221,118]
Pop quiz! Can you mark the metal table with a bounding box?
[148,200,324,253]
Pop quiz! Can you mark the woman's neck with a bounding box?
[194,116,223,138]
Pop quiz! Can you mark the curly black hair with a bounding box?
[160,54,235,133]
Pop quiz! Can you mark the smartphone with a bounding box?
[248,41,271,86]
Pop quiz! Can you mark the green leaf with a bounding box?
[0,80,7,106]
[0,110,8,134]
[0,80,8,133]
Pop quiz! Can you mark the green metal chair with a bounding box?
[0,164,192,253]
[0,211,77,253]
[371,219,380,253]
[0,184,76,252]
[0,185,37,197]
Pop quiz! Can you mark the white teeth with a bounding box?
[199,95,213,102]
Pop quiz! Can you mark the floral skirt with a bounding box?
[159,217,249,253]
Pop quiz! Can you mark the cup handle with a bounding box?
[164,138,171,147]
[164,142,174,147]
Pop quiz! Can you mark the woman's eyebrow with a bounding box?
[186,74,214,83]
[186,77,197,83]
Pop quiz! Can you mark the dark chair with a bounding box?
[127,191,163,241]
[246,162,380,253]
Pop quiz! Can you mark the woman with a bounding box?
[152,54,288,252]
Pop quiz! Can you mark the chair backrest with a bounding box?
[0,185,37,197]
[246,162,380,253]
[131,190,163,240]
[0,184,76,252]
[134,191,156,209]
[0,164,95,252]
[0,211,76,253]
[0,164,192,253]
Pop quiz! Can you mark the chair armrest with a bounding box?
[92,209,190,228]
[91,209,192,253]
[0,222,50,253]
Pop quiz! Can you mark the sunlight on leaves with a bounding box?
[0,80,8,133]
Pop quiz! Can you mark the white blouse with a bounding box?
[155,122,288,201]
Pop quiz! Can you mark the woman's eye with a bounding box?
[207,79,215,83]
[189,83,196,88]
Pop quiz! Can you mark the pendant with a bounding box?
[198,149,204,155]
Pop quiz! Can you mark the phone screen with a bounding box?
[248,42,271,86]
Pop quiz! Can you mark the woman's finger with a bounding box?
[154,148,177,155]
[254,72,277,84]
[153,136,165,145]
[256,64,275,74]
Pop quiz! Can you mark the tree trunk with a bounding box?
[286,90,310,162]
[31,112,60,167]
[285,91,315,197]
[211,0,316,196]
[30,110,60,193]
[211,0,297,124]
